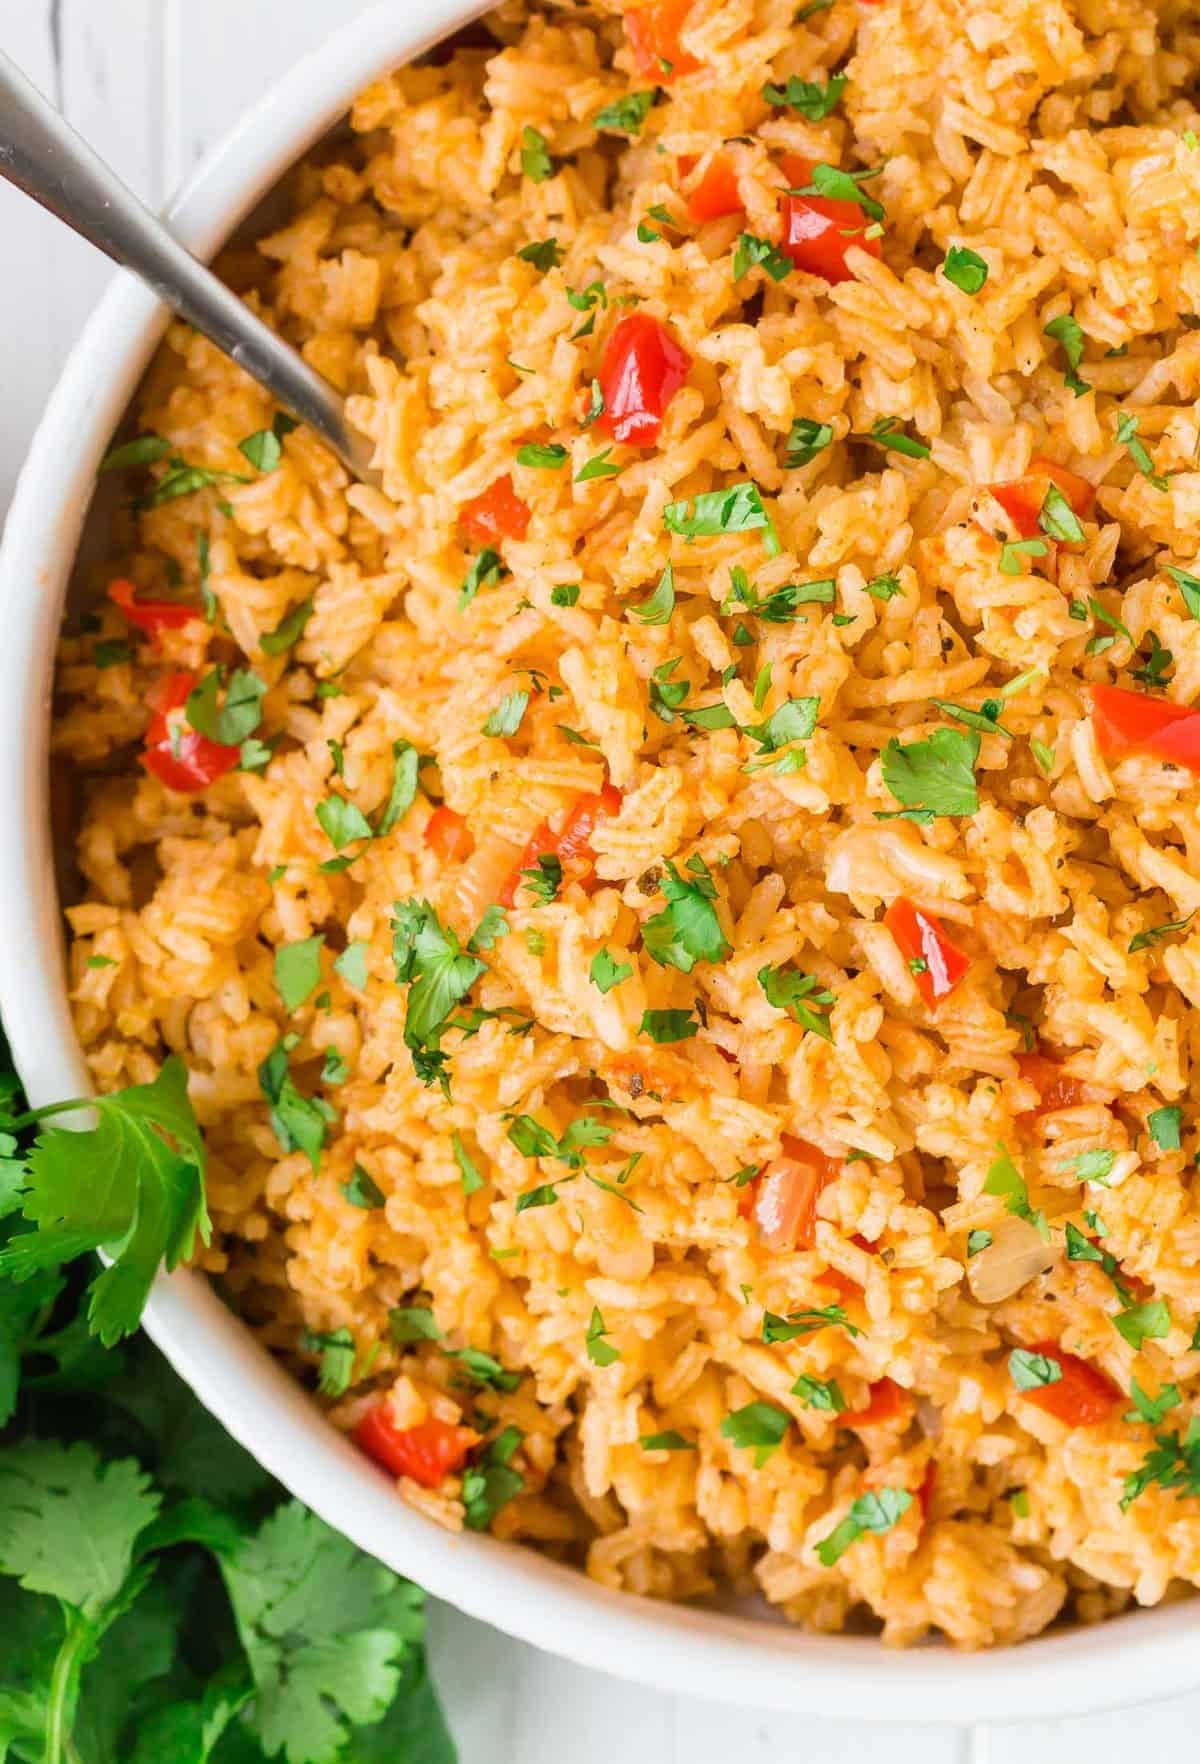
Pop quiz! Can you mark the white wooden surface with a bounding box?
[2,3,1199,1757]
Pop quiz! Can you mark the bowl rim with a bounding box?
[2,0,1199,1722]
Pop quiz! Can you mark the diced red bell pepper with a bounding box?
[685,154,743,222]
[460,475,531,547]
[746,1134,841,1250]
[425,806,475,864]
[595,314,691,448]
[1017,1340,1120,1427]
[500,782,623,907]
[845,1376,907,1428]
[777,155,882,285]
[109,577,200,649]
[1015,1050,1088,1118]
[142,670,240,794]
[883,898,970,1008]
[988,458,1095,540]
[1089,683,1200,772]
[355,1404,481,1488]
[624,0,700,79]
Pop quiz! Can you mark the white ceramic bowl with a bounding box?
[2,0,1198,1721]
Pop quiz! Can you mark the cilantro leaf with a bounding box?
[744,696,819,752]
[520,126,553,182]
[260,596,314,656]
[1113,1299,1171,1351]
[389,1305,442,1344]
[642,856,730,973]
[238,411,299,474]
[219,1500,426,1764]
[258,1042,336,1170]
[1116,411,1170,491]
[720,1400,791,1467]
[516,238,562,272]
[733,233,792,282]
[275,935,324,1011]
[1009,1347,1061,1390]
[1166,565,1200,621]
[186,667,266,746]
[594,89,660,134]
[762,73,846,118]
[1148,1105,1183,1151]
[300,1327,356,1397]
[862,418,929,459]
[816,1487,911,1566]
[99,433,172,473]
[0,1439,159,1617]
[793,161,883,222]
[880,727,979,822]
[341,1165,385,1209]
[0,1059,210,1345]
[639,1009,699,1043]
[452,1132,485,1196]
[390,900,486,1090]
[590,947,632,992]
[375,741,419,838]
[638,1430,696,1451]
[585,1307,621,1366]
[1129,912,1194,954]
[1039,481,1086,543]
[785,418,833,467]
[983,1144,1047,1236]
[791,1374,847,1412]
[999,537,1049,575]
[516,443,568,471]
[631,562,675,625]
[459,547,507,610]
[462,1427,524,1532]
[762,1306,858,1342]
[941,246,988,294]
[1044,313,1090,397]
[663,481,780,553]
[334,940,369,991]
[482,690,530,737]
[316,795,373,851]
[757,964,834,1039]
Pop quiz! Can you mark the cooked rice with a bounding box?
[54,0,1200,1647]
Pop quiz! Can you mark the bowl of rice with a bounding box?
[4,0,1200,1721]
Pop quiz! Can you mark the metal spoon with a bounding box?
[0,48,379,485]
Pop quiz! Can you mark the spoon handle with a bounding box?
[0,49,377,484]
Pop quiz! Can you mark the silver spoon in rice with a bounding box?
[0,49,380,486]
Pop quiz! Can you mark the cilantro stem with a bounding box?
[44,1611,90,1764]
[1,1097,94,1132]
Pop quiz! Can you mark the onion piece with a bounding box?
[966,1213,1061,1305]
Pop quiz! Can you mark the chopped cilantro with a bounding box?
[576,447,623,482]
[639,1009,700,1042]
[792,161,884,223]
[334,941,369,992]
[516,443,569,470]
[390,899,486,1092]
[238,411,298,474]
[452,1132,485,1196]
[931,697,1012,739]
[1116,412,1169,491]
[966,1229,993,1256]
[663,481,779,554]
[463,1426,524,1531]
[1166,565,1200,620]
[517,238,563,271]
[1061,1148,1116,1184]
[585,1307,621,1366]
[99,431,172,472]
[639,1431,696,1451]
[1043,313,1090,396]
[258,1041,336,1171]
[864,573,901,601]
[482,690,530,738]
[1129,913,1193,954]
[999,537,1049,575]
[300,1326,355,1397]
[185,667,266,746]
[459,547,507,610]
[757,965,834,1040]
[1149,1105,1183,1152]
[631,562,675,625]
[1114,1300,1171,1351]
[341,1164,385,1209]
[763,1306,858,1342]
[388,1304,442,1344]
[274,935,324,1011]
[733,233,792,282]
[1008,1347,1061,1390]
[593,89,661,135]
[94,638,132,668]
[720,1400,791,1467]
[590,947,632,993]
[863,419,929,459]
[1039,482,1086,543]
[984,1144,1047,1236]
[791,1375,847,1412]
[551,583,581,607]
[817,1488,911,1566]
[785,417,834,467]
[642,855,730,974]
[941,246,988,294]
[519,854,563,904]
[1126,1380,1182,1426]
[879,727,979,822]
[521,126,553,182]
[761,73,846,118]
